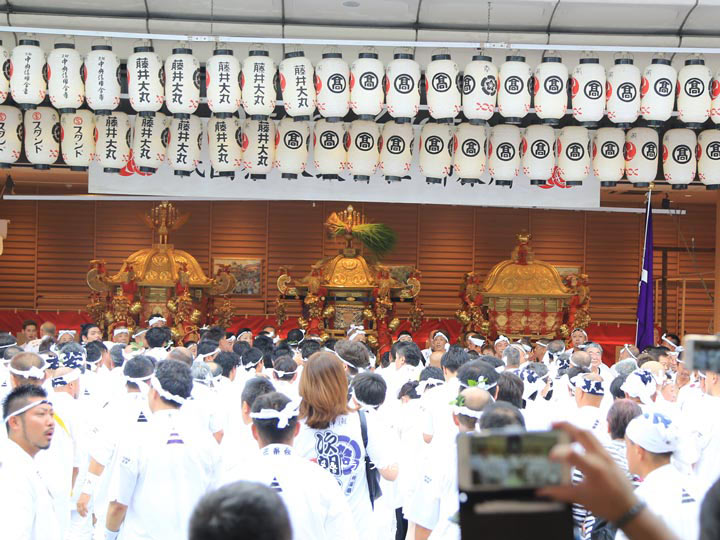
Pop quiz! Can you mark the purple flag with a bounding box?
[636,192,654,350]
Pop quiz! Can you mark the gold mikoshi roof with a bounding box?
[116,244,215,287]
[323,253,376,289]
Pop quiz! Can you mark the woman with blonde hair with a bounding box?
[294,351,399,534]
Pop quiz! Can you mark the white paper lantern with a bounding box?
[533,55,568,125]
[697,129,720,189]
[315,50,349,121]
[10,39,47,110]
[242,117,276,179]
[488,124,521,186]
[241,48,276,118]
[95,112,131,173]
[662,128,696,189]
[47,41,84,113]
[312,119,346,179]
[24,107,59,169]
[571,56,606,126]
[625,127,658,187]
[350,49,384,117]
[131,112,169,173]
[206,48,241,115]
[462,54,497,123]
[60,109,95,171]
[425,51,461,120]
[497,55,532,124]
[127,44,164,115]
[556,126,590,186]
[677,56,712,128]
[0,42,10,104]
[346,119,380,182]
[592,127,625,187]
[207,115,243,177]
[521,124,555,185]
[0,106,23,167]
[419,121,454,184]
[385,51,421,122]
[379,121,413,182]
[167,115,202,176]
[84,43,122,114]
[640,57,676,126]
[453,122,487,184]
[606,56,641,126]
[165,46,200,117]
[711,70,720,125]
[278,50,315,119]
[274,117,309,179]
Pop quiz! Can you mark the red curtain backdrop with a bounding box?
[1,310,636,365]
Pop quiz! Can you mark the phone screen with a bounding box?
[691,341,720,372]
[460,431,567,490]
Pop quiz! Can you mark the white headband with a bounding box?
[469,336,485,347]
[351,389,376,409]
[250,399,300,428]
[150,375,186,405]
[434,331,449,342]
[196,348,221,361]
[3,399,52,423]
[621,344,638,360]
[242,357,263,370]
[514,342,532,353]
[347,325,366,341]
[495,335,510,346]
[148,316,166,324]
[113,328,129,336]
[125,374,153,385]
[237,330,253,338]
[273,367,297,378]
[133,329,148,338]
[453,405,484,419]
[57,330,76,338]
[335,351,367,373]
[416,378,445,395]
[9,361,48,380]
[227,335,237,342]
[459,377,497,392]
[51,369,81,387]
[572,328,588,338]
[661,334,679,351]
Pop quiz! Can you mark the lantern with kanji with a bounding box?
[313,119,346,179]
[497,55,532,124]
[533,53,568,125]
[207,115,242,177]
[677,55,712,128]
[663,128,696,190]
[95,111,132,173]
[488,124,521,186]
[278,48,315,119]
[698,129,720,189]
[606,55,641,127]
[315,48,349,121]
[274,117,309,179]
[242,117,276,179]
[462,53,497,123]
[167,114,202,176]
[0,106,23,167]
[24,107,59,169]
[571,54,606,126]
[0,41,9,104]
[127,43,164,115]
[241,47,276,118]
[711,69,720,126]
[347,119,379,182]
[131,112,169,173]
[206,47,241,115]
[640,55,676,127]
[453,122,487,184]
[385,49,420,122]
[592,127,625,187]
[47,40,84,113]
[350,48,384,117]
[84,42,122,115]
[419,121,454,184]
[557,126,590,186]
[164,45,200,118]
[60,109,95,171]
[379,120,413,182]
[625,127,658,187]
[425,50,461,120]
[10,38,47,110]
[522,124,555,185]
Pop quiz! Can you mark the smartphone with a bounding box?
[683,334,720,373]
[458,429,570,492]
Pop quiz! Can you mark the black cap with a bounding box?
[579,58,600,64]
[91,45,113,51]
[249,49,269,57]
[322,52,343,59]
[213,49,234,56]
[506,55,526,62]
[359,52,379,59]
[472,54,492,62]
[19,39,40,47]
[431,53,451,61]
[685,58,705,66]
[133,46,154,53]
[393,53,414,60]
[284,50,305,59]
[172,48,193,55]
[542,56,562,63]
[614,58,634,65]
[651,58,672,65]
[54,43,75,49]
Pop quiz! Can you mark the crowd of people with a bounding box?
[1,317,719,540]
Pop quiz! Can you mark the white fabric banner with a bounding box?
[88,120,600,209]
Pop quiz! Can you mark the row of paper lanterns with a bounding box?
[2,104,719,188]
[5,38,720,128]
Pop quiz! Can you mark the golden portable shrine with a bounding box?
[276,205,423,355]
[455,232,591,340]
[86,202,236,343]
